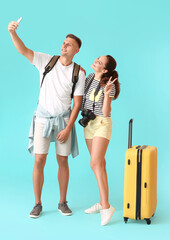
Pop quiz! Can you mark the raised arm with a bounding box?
[8,21,34,63]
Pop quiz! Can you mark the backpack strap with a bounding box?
[71,63,80,99]
[41,55,80,99]
[41,55,60,88]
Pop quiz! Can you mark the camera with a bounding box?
[79,109,96,127]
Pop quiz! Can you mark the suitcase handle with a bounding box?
[128,119,133,148]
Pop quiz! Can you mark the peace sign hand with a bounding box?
[104,77,118,96]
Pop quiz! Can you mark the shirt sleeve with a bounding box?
[109,83,116,98]
[32,52,52,73]
[73,70,86,96]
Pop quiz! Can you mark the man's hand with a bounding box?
[56,128,70,144]
[56,96,82,144]
[8,21,19,33]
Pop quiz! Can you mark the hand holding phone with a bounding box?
[8,17,22,33]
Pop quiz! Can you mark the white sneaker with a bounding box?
[85,203,102,214]
[100,205,115,226]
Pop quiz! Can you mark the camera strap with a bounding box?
[82,75,101,112]
[93,82,101,112]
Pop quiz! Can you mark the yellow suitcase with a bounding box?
[123,119,157,224]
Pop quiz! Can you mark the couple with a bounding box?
[8,20,120,226]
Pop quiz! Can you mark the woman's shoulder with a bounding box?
[86,73,95,80]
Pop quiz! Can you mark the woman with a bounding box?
[80,55,120,226]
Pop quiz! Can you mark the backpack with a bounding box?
[41,55,80,98]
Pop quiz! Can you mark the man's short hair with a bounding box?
[66,34,82,48]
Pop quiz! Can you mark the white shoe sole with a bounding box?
[29,211,42,218]
[84,210,100,214]
[58,209,72,216]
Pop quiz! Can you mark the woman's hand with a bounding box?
[104,77,118,96]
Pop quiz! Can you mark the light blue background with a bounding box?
[0,0,170,239]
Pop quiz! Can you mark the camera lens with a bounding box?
[79,116,89,128]
[79,109,96,128]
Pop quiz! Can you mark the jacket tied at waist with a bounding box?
[28,104,79,158]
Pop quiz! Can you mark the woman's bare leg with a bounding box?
[87,137,110,209]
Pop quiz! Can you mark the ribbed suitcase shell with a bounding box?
[123,145,157,223]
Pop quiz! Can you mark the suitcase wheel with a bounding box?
[124,217,128,223]
[145,218,151,225]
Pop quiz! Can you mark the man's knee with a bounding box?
[34,154,47,169]
[57,155,68,168]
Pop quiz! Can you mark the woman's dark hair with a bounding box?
[100,55,120,100]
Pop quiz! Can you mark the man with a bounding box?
[8,20,85,218]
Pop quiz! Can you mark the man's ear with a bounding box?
[76,48,79,54]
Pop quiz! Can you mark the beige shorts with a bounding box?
[34,122,72,156]
[84,116,112,140]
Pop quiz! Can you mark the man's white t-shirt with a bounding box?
[32,52,85,124]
